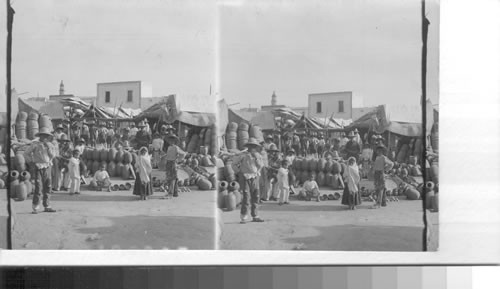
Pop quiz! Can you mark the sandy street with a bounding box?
[220,189,428,251]
[11,172,216,250]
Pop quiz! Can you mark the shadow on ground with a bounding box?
[40,192,140,202]
[77,215,215,250]
[284,224,424,251]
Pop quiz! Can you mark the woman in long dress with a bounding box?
[341,157,362,210]
[133,147,153,200]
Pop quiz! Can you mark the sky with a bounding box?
[12,0,215,100]
[220,0,439,109]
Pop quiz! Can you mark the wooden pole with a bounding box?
[421,0,430,251]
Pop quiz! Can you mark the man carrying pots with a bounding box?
[234,137,265,223]
[23,127,58,214]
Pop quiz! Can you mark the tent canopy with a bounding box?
[348,100,435,137]
[138,96,215,127]
[227,109,276,131]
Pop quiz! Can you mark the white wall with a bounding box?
[97,81,142,109]
[308,91,352,120]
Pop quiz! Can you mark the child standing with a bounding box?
[68,150,81,195]
[277,160,290,205]
[372,145,394,209]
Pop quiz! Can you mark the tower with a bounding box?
[271,91,277,106]
[59,80,65,95]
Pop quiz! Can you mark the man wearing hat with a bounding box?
[285,148,297,191]
[233,137,265,223]
[317,134,326,158]
[81,123,90,144]
[106,124,115,149]
[353,128,363,149]
[23,128,58,213]
[164,134,187,197]
[53,133,73,191]
[134,120,151,150]
[151,132,164,169]
[129,123,138,139]
[96,122,108,149]
[54,124,65,141]
[344,131,361,162]
[372,144,394,209]
[261,143,280,202]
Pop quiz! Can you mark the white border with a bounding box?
[1,0,500,265]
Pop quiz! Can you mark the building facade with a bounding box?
[308,91,362,120]
[96,81,152,109]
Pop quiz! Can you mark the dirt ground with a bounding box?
[220,186,428,251]
[10,170,216,250]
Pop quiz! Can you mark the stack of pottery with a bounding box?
[38,114,53,134]
[27,112,39,140]
[16,112,28,140]
[237,123,249,150]
[225,122,238,150]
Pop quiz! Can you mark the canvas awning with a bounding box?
[348,100,435,137]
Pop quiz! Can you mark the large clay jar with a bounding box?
[224,192,237,211]
[317,172,326,187]
[405,186,421,200]
[108,148,117,163]
[425,181,435,210]
[115,150,124,163]
[15,182,28,201]
[92,149,100,161]
[318,158,327,172]
[123,151,132,164]
[116,162,125,177]
[218,189,228,209]
[331,161,341,174]
[300,170,309,183]
[20,171,31,182]
[224,161,236,182]
[10,170,20,197]
[326,173,334,187]
[107,161,116,178]
[121,164,131,180]
[92,160,100,174]
[99,149,108,162]
[430,160,439,184]
[325,160,333,173]
[14,153,26,172]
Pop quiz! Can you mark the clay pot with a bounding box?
[108,162,116,177]
[123,151,132,164]
[115,150,124,163]
[224,192,237,211]
[15,182,28,201]
[14,154,26,172]
[108,148,118,163]
[218,190,228,209]
[20,171,31,182]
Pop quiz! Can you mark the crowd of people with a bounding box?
[22,119,187,214]
[227,128,395,224]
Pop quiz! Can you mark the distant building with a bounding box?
[261,91,285,111]
[308,91,363,120]
[96,81,152,109]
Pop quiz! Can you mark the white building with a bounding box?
[308,91,363,120]
[96,81,152,109]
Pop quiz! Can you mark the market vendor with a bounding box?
[106,124,115,149]
[151,133,164,169]
[344,131,361,162]
[81,123,90,144]
[134,121,151,150]
[285,148,297,189]
[23,127,58,214]
[164,134,187,197]
[267,143,281,201]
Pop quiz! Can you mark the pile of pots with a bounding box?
[217,181,241,211]
[9,170,32,201]
[82,148,136,180]
[291,157,345,190]
[186,124,219,156]
[15,112,53,140]
[225,122,264,151]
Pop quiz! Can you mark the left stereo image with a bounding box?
[3,0,217,250]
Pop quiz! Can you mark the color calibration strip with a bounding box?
[1,266,496,289]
